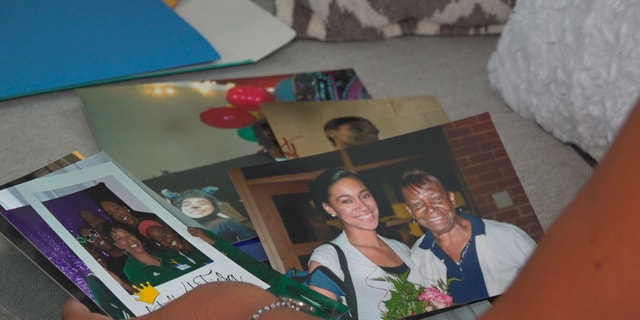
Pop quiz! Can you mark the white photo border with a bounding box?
[12,161,268,315]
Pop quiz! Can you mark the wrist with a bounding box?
[251,297,316,319]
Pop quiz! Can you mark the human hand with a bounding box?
[187,227,215,245]
[62,282,319,320]
[61,298,111,320]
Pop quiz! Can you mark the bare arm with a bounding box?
[62,282,319,320]
[308,260,339,301]
[480,98,640,319]
[187,227,215,245]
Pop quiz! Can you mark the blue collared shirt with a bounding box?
[419,213,489,304]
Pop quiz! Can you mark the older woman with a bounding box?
[400,170,536,304]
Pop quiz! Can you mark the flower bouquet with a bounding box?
[377,271,456,320]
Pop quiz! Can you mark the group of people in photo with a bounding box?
[305,168,537,319]
[75,197,213,294]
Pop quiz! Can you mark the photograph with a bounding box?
[0,161,269,317]
[143,152,278,260]
[78,69,372,180]
[230,113,543,319]
[261,95,450,159]
[77,69,376,260]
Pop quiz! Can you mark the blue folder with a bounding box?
[1,0,220,100]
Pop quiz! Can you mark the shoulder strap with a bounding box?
[325,242,358,320]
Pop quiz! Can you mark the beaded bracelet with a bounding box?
[251,297,316,319]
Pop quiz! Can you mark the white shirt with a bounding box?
[411,217,536,297]
[309,232,423,319]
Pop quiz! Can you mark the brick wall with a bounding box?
[442,113,544,242]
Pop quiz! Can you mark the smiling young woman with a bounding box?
[305,168,424,319]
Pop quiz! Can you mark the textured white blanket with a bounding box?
[488,0,640,161]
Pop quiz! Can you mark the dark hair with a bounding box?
[309,168,359,210]
[251,119,285,158]
[99,199,131,214]
[323,116,375,145]
[79,209,107,228]
[101,221,145,246]
[103,221,171,254]
[399,169,445,194]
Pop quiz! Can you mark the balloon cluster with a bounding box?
[200,85,275,130]
[200,78,296,142]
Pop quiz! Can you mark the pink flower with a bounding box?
[418,287,454,311]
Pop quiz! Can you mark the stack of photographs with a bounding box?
[1,68,544,319]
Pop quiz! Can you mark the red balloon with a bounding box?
[200,106,257,129]
[226,85,276,111]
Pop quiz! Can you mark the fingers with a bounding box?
[61,298,110,320]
